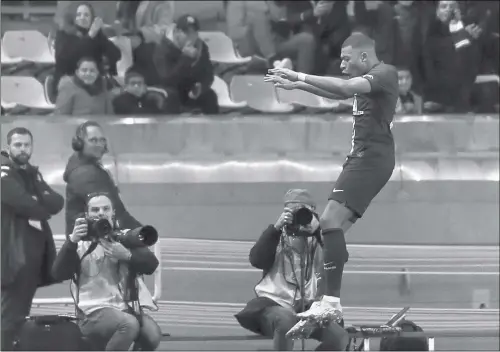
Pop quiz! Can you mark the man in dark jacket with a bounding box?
[64,120,141,236]
[1,127,64,351]
[153,14,219,114]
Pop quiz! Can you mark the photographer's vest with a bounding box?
[254,236,323,312]
[72,234,156,315]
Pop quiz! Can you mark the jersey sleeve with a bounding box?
[362,65,397,94]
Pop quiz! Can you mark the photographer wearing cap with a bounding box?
[235,189,348,351]
[52,192,161,351]
[64,120,142,237]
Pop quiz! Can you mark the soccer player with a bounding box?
[264,32,399,323]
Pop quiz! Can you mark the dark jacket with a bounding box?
[1,151,64,288]
[54,28,121,93]
[63,152,141,236]
[51,234,159,283]
[153,37,214,94]
[112,91,162,115]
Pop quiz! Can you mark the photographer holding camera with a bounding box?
[235,189,348,351]
[51,192,161,351]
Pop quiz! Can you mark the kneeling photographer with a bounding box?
[51,192,161,351]
[235,189,348,351]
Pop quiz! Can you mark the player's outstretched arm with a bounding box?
[294,81,348,100]
[268,68,372,97]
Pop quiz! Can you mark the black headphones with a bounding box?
[72,120,108,153]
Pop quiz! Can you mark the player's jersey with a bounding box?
[349,63,399,158]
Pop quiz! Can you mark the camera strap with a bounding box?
[72,242,99,318]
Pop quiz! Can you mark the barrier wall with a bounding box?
[1,115,498,244]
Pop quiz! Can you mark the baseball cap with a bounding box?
[175,14,200,32]
[283,189,316,208]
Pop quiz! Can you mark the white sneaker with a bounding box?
[286,296,343,340]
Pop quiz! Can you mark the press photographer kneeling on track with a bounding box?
[51,192,162,351]
[235,189,348,351]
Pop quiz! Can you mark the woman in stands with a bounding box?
[55,57,114,116]
[51,2,121,101]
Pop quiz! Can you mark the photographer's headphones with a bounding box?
[72,120,108,153]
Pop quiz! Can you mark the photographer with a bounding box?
[1,127,64,351]
[51,192,161,351]
[64,120,142,237]
[235,189,348,351]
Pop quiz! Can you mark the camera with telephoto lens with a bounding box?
[109,225,159,249]
[82,218,113,241]
[284,207,314,236]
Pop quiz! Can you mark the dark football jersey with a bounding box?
[349,63,399,158]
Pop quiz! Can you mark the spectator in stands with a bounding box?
[55,57,114,116]
[153,15,219,115]
[112,1,176,86]
[226,1,319,73]
[422,0,481,113]
[396,68,422,115]
[112,69,163,115]
[379,320,429,351]
[52,2,121,100]
[352,1,400,65]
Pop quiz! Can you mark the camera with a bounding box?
[110,225,159,249]
[284,207,314,236]
[82,218,113,241]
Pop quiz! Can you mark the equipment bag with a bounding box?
[14,315,85,351]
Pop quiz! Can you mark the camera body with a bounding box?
[284,207,314,236]
[81,219,158,249]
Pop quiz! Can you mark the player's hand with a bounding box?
[264,75,297,90]
[274,207,294,230]
[100,239,131,262]
[267,67,299,82]
[70,218,88,243]
[88,17,104,38]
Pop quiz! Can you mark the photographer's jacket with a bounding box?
[63,152,141,236]
[51,230,159,314]
[1,151,64,288]
[235,225,324,334]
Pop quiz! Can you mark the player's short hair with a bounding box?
[342,32,376,50]
[7,127,33,145]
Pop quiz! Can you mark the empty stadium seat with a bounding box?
[199,31,252,64]
[2,30,55,64]
[1,41,23,65]
[230,75,294,113]
[276,88,340,111]
[1,76,55,110]
[212,76,247,110]
[475,74,500,84]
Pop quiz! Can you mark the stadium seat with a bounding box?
[475,74,500,84]
[199,31,252,64]
[276,88,340,111]
[230,75,294,113]
[1,76,55,110]
[2,30,55,64]
[1,41,23,65]
[212,76,247,110]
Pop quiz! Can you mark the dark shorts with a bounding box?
[329,155,395,218]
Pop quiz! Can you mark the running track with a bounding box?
[32,238,499,350]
